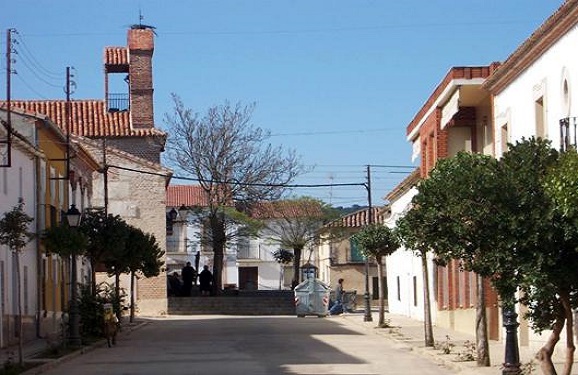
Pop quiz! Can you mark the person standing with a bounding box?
[199,265,213,296]
[181,262,195,297]
[329,278,344,315]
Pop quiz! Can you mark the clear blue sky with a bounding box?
[1,1,562,207]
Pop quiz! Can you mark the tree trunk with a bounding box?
[421,250,434,347]
[292,246,303,290]
[376,255,386,326]
[560,291,575,375]
[115,272,121,321]
[15,251,23,366]
[476,274,490,366]
[130,271,135,323]
[90,259,97,296]
[536,314,564,375]
[211,217,226,294]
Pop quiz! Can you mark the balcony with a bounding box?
[107,93,129,112]
[560,117,577,151]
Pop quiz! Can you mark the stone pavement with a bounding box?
[337,310,574,374]
[1,312,575,374]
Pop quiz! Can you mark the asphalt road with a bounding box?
[40,315,456,375]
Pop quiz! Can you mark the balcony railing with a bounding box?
[107,93,129,112]
[560,117,577,151]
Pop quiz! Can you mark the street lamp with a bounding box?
[178,204,188,221]
[502,306,521,375]
[66,204,82,346]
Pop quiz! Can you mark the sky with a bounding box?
[1,0,563,208]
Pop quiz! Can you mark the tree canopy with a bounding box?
[398,138,578,374]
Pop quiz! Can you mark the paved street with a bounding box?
[39,315,455,375]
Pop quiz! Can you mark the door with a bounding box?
[239,267,258,290]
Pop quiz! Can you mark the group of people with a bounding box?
[167,262,213,297]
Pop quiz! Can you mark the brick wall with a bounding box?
[128,28,154,130]
[82,140,168,316]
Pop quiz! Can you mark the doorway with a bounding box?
[239,267,258,290]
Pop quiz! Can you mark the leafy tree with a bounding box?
[406,151,502,366]
[255,197,338,289]
[79,210,130,296]
[352,223,399,327]
[403,138,578,374]
[0,201,34,366]
[164,95,303,293]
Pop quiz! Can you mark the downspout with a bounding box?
[35,151,42,338]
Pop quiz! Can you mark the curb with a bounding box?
[19,321,149,375]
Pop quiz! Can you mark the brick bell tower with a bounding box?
[104,25,155,130]
[127,26,155,130]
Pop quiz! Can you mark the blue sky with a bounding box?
[1,1,562,207]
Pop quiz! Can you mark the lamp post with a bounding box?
[502,306,521,375]
[66,204,82,346]
[364,165,373,322]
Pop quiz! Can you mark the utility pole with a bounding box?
[363,165,373,322]
[2,29,14,168]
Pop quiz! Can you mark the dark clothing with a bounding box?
[199,269,213,295]
[168,274,182,297]
[181,265,196,296]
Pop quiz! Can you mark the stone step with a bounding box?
[168,291,296,316]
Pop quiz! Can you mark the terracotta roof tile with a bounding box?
[166,185,209,207]
[249,200,324,219]
[329,207,385,228]
[1,101,164,138]
[483,0,577,93]
[104,47,129,66]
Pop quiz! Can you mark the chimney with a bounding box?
[128,27,155,130]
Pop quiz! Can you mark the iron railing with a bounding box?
[107,93,129,112]
[560,117,577,151]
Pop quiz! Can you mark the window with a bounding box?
[397,276,401,301]
[349,238,364,262]
[501,123,509,155]
[535,97,546,139]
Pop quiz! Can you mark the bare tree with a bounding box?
[164,95,303,292]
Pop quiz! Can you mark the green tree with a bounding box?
[407,151,502,367]
[0,201,34,366]
[352,223,399,327]
[164,96,303,293]
[79,210,129,296]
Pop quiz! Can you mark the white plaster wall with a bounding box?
[491,22,578,353]
[385,186,437,322]
[0,142,38,346]
[493,24,578,157]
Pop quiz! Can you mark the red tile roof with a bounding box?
[483,0,577,94]
[330,207,385,228]
[1,101,164,138]
[166,185,209,207]
[104,47,129,66]
[249,200,325,220]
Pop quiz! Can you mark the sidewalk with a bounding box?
[0,320,147,375]
[338,310,569,374]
